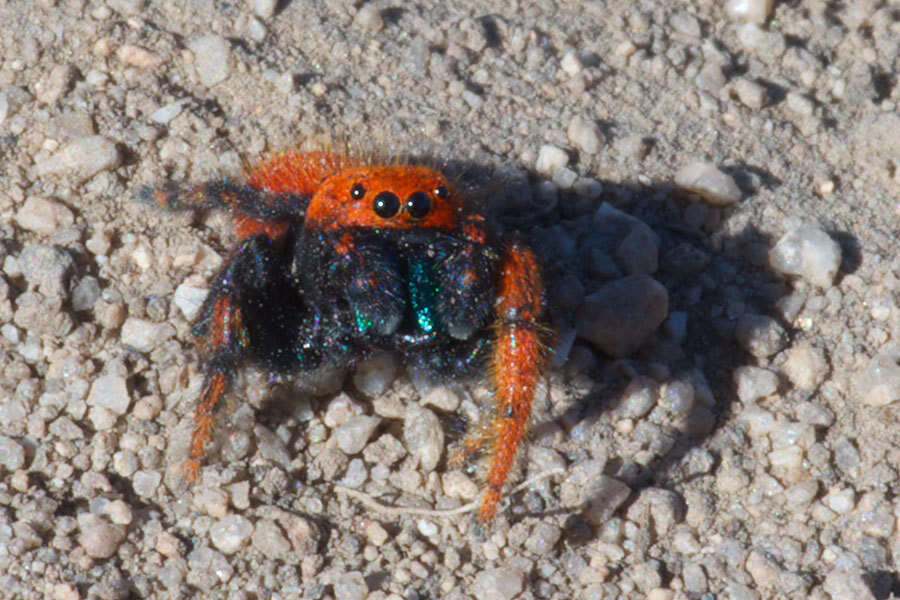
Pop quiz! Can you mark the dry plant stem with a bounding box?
[335,467,567,518]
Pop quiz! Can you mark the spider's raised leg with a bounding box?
[478,242,547,522]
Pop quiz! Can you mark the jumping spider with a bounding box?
[142,150,548,522]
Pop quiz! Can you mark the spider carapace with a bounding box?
[143,150,548,522]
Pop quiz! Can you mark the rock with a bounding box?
[567,115,602,155]
[575,275,669,357]
[132,470,161,497]
[251,519,291,560]
[725,0,773,24]
[72,276,101,311]
[442,470,479,500]
[561,461,631,525]
[86,373,131,415]
[769,225,841,288]
[616,222,660,275]
[35,136,121,182]
[535,144,569,176]
[251,0,278,19]
[14,197,75,236]
[734,366,779,402]
[856,349,900,406]
[254,424,291,468]
[471,567,525,600]
[353,4,383,32]
[18,243,75,299]
[335,415,382,455]
[734,314,788,358]
[0,435,26,471]
[333,571,367,600]
[115,45,162,68]
[675,161,742,205]
[173,284,208,320]
[362,433,406,466]
[0,85,32,124]
[35,64,78,104]
[103,500,133,526]
[188,35,232,87]
[352,351,398,397]
[524,522,562,555]
[120,318,176,353]
[77,515,126,559]
[403,406,443,471]
[780,343,828,390]
[209,515,253,554]
[732,78,768,110]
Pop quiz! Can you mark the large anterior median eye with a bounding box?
[373,191,400,218]
[406,191,431,218]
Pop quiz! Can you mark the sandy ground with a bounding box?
[1,1,900,599]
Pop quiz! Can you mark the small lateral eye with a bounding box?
[406,191,431,218]
[373,191,400,218]
[350,183,366,199]
[434,184,450,199]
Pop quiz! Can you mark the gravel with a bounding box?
[2,1,897,598]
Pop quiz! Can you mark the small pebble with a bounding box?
[14,197,75,236]
[823,565,877,600]
[34,136,121,182]
[173,284,208,320]
[575,275,669,358]
[824,488,856,514]
[86,373,131,415]
[254,424,291,468]
[251,519,291,560]
[769,224,841,288]
[442,470,479,500]
[194,487,229,518]
[77,515,126,559]
[561,461,631,525]
[780,342,828,390]
[352,351,397,397]
[856,350,900,406]
[734,366,779,402]
[35,64,77,104]
[103,499,133,525]
[617,376,658,418]
[734,314,788,358]
[535,144,569,176]
[116,44,162,68]
[524,522,562,555]
[0,435,26,471]
[0,85,32,124]
[335,415,382,455]
[150,101,187,125]
[365,521,389,546]
[18,243,75,299]
[724,0,773,24]
[560,51,582,75]
[353,4,383,32]
[120,318,176,353]
[732,77,767,109]
[786,91,815,116]
[209,514,253,554]
[567,115,602,155]
[616,222,660,276]
[251,0,278,19]
[675,161,742,206]
[71,276,101,311]
[403,406,443,472]
[471,567,525,600]
[334,571,368,600]
[188,35,232,87]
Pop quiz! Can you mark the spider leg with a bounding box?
[185,233,283,480]
[478,242,546,522]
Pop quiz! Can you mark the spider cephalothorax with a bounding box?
[142,150,547,522]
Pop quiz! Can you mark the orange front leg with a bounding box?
[479,242,546,522]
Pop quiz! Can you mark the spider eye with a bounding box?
[350,183,366,199]
[434,184,450,199]
[406,191,431,219]
[373,191,400,218]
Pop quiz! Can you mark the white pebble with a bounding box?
[732,77,767,109]
[86,374,131,415]
[416,519,438,537]
[0,435,26,471]
[0,85,32,124]
[734,366,779,402]
[535,144,569,176]
[769,224,841,288]
[335,415,382,455]
[724,0,773,24]
[209,514,253,554]
[173,284,209,320]
[251,0,278,19]
[403,406,443,472]
[780,343,828,390]
[77,515,125,559]
[150,100,187,125]
[567,115,602,155]
[120,318,176,353]
[824,488,856,514]
[768,445,803,470]
[188,35,232,87]
[14,196,75,236]
[674,161,742,206]
[855,350,900,406]
[34,136,121,182]
[352,351,397,397]
[103,499,133,525]
[353,4,383,32]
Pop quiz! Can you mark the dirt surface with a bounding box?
[1,1,899,599]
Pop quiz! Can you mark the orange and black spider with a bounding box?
[140,150,548,523]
